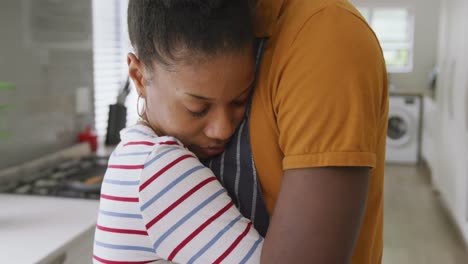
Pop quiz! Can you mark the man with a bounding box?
[248,0,387,263]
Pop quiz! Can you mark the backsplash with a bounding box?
[0,0,94,169]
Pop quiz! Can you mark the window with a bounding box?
[92,0,137,139]
[357,7,414,73]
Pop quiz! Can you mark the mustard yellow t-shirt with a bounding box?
[250,0,388,263]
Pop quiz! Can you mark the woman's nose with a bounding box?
[204,109,236,142]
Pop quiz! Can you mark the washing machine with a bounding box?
[386,94,422,164]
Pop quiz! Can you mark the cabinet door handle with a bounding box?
[466,80,468,133]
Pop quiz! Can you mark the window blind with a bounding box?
[357,7,414,73]
[92,0,137,139]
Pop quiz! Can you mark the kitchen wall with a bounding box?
[0,0,94,169]
[352,0,441,93]
[421,0,468,246]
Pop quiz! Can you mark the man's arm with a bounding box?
[261,167,370,263]
[258,4,386,263]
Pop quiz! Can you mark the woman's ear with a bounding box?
[127,53,147,97]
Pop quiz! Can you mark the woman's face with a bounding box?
[128,49,255,159]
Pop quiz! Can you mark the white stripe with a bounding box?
[220,151,226,184]
[250,156,258,224]
[234,120,246,209]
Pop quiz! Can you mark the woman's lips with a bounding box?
[201,146,225,156]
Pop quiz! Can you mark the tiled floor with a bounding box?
[383,164,468,264]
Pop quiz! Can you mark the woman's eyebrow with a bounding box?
[185,93,213,101]
[184,80,253,101]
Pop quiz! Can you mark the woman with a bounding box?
[93,1,265,263]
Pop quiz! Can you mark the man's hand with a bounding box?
[260,167,370,264]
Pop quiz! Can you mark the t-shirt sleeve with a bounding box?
[138,136,263,264]
[275,7,387,170]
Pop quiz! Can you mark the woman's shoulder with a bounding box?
[119,124,185,147]
[110,124,187,166]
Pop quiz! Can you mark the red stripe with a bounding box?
[139,154,194,191]
[108,164,144,170]
[100,194,139,202]
[123,141,155,147]
[93,255,160,264]
[168,202,234,261]
[146,177,216,229]
[96,224,148,236]
[214,222,253,264]
[158,141,179,145]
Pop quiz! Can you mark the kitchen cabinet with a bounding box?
[427,0,468,246]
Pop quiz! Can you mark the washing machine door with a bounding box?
[387,108,413,147]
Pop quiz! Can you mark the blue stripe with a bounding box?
[144,148,178,167]
[140,165,205,211]
[188,215,243,264]
[112,151,152,157]
[95,240,154,253]
[127,128,156,138]
[99,209,142,219]
[240,236,263,264]
[152,189,226,251]
[104,179,140,186]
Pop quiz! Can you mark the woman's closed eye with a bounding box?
[187,107,210,118]
[186,97,247,118]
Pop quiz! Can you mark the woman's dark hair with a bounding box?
[128,0,254,68]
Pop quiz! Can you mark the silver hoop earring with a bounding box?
[137,94,146,118]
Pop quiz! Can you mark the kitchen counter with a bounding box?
[0,194,99,264]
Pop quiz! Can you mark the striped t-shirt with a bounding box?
[93,124,263,264]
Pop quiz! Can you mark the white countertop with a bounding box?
[0,194,100,264]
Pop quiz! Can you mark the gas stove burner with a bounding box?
[2,156,108,200]
[50,171,68,180]
[14,184,32,194]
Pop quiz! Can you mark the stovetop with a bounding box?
[0,156,108,200]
